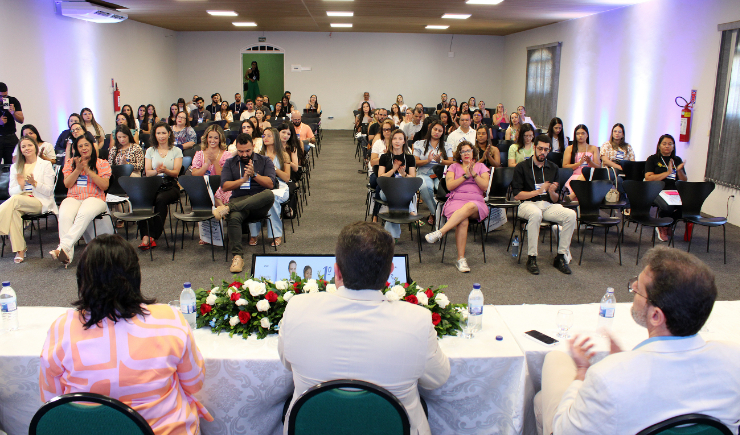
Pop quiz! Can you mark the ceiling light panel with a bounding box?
[327,11,353,16]
[426,25,449,29]
[207,10,237,16]
[442,14,471,19]
[330,23,353,27]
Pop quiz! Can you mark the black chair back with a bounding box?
[178,176,214,212]
[431,164,446,180]
[497,140,514,154]
[481,118,493,127]
[676,181,715,219]
[54,165,68,204]
[621,160,646,181]
[623,180,664,220]
[570,180,612,218]
[109,164,135,196]
[581,167,610,180]
[547,151,563,168]
[556,168,574,194]
[0,164,10,202]
[489,167,515,198]
[208,175,221,196]
[377,177,423,218]
[118,176,163,212]
[635,413,733,435]
[228,120,244,131]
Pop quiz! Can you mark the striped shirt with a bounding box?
[63,158,112,201]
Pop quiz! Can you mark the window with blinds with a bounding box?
[524,42,562,129]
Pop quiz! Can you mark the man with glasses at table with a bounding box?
[511,134,576,275]
[534,247,740,435]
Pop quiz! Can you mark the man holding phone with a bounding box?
[0,82,24,164]
[217,133,275,273]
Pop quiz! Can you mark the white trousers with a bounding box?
[58,197,110,260]
[518,201,576,257]
[0,195,43,252]
[534,351,576,435]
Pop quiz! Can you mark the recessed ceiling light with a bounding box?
[323,0,353,2]
[208,10,238,16]
[232,22,257,27]
[466,0,503,4]
[330,23,353,27]
[442,14,471,19]
[327,11,353,16]
[426,25,449,29]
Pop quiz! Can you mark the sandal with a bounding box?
[199,239,210,246]
[50,248,71,268]
[14,250,27,264]
[249,237,258,246]
[271,238,282,247]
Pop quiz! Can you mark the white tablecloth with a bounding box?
[0,306,530,435]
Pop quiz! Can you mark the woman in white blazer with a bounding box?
[0,136,57,263]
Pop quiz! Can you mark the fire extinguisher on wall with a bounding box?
[113,82,121,112]
[676,90,696,143]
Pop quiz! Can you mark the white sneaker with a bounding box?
[425,230,443,244]
[456,258,471,273]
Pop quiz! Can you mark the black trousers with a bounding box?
[0,134,18,164]
[138,184,180,239]
[227,190,275,256]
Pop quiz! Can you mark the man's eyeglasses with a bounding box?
[628,276,652,303]
[535,146,550,153]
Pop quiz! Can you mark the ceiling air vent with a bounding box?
[57,1,128,23]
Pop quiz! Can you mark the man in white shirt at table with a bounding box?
[279,221,450,435]
[534,247,740,435]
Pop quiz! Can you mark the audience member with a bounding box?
[240,99,256,121]
[230,92,247,120]
[279,221,450,435]
[264,95,275,112]
[357,91,375,110]
[305,94,321,114]
[355,102,373,136]
[191,125,231,178]
[167,103,178,126]
[600,123,635,172]
[478,100,492,118]
[512,134,575,275]
[645,133,687,241]
[283,91,296,108]
[0,82,24,164]
[40,234,213,434]
[438,110,454,135]
[80,107,105,150]
[492,103,507,128]
[190,97,212,127]
[399,108,413,131]
[55,113,82,155]
[186,95,199,113]
[467,97,476,113]
[471,109,484,131]
[448,105,460,128]
[215,133,276,273]
[367,107,388,145]
[280,95,293,116]
[108,125,144,175]
[378,129,417,240]
[445,112,476,156]
[136,105,147,130]
[475,125,500,168]
[546,117,567,153]
[390,104,402,126]
[140,122,183,250]
[273,102,286,120]
[369,119,395,223]
[414,120,452,226]
[396,94,408,113]
[0,136,57,263]
[245,61,261,101]
[121,104,136,123]
[275,124,301,217]
[459,102,470,118]
[290,110,316,153]
[508,124,536,167]
[52,132,113,266]
[206,93,221,116]
[403,108,424,141]
[448,97,458,109]
[563,124,601,195]
[255,95,272,119]
[172,111,196,150]
[505,112,522,141]
[63,122,86,160]
[176,98,189,117]
[215,101,233,123]
[18,125,55,164]
[144,104,160,134]
[518,105,537,129]
[437,92,449,112]
[114,112,139,145]
[255,108,270,132]
[231,119,262,154]
[535,247,740,435]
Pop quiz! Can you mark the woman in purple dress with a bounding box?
[425,141,490,273]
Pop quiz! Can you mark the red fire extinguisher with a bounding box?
[113,83,121,112]
[676,90,696,143]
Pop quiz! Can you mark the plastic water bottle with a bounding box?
[1,281,19,331]
[180,282,197,329]
[467,283,484,333]
[598,287,616,333]
[511,236,520,258]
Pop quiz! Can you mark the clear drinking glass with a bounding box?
[168,300,181,312]
[556,309,574,339]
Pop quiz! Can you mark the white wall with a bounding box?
[501,0,740,224]
[175,31,505,127]
[0,0,178,141]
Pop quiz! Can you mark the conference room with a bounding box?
[1,0,739,434]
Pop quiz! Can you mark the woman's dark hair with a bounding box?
[390,104,401,119]
[413,116,433,141]
[177,97,188,110]
[137,105,147,119]
[516,123,535,151]
[167,104,178,126]
[453,140,478,162]
[460,102,470,115]
[122,112,136,130]
[250,61,260,80]
[68,113,82,128]
[610,123,629,152]
[150,121,175,149]
[655,134,676,158]
[121,104,134,118]
[72,132,99,173]
[281,95,293,114]
[242,119,260,137]
[73,234,155,329]
[360,101,371,117]
[422,120,448,160]
[475,125,491,152]
[144,104,158,127]
[113,125,136,150]
[439,110,454,134]
[308,94,319,108]
[570,124,590,164]
[278,122,304,163]
[20,124,43,143]
[547,117,565,152]
[303,265,312,274]
[80,107,103,138]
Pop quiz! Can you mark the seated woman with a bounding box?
[448,105,460,131]
[229,119,263,154]
[113,113,140,148]
[645,133,687,241]
[398,108,413,131]
[370,120,396,222]
[396,95,407,113]
[414,120,453,226]
[248,127,293,247]
[136,105,147,131]
[0,136,57,263]
[191,124,232,244]
[51,132,112,266]
[55,113,82,158]
[18,125,56,165]
[121,111,140,144]
[63,122,87,161]
[214,101,233,123]
[167,103,178,126]
[492,103,507,128]
[390,104,402,127]
[108,125,145,175]
[171,111,196,150]
[460,102,471,118]
[272,102,284,121]
[81,107,105,151]
[40,234,213,434]
[378,129,417,240]
[478,100,492,118]
[505,112,521,141]
[139,122,183,250]
[355,102,373,136]
[508,123,536,167]
[475,125,501,168]
[547,117,567,153]
[600,123,635,172]
[438,110,454,136]
[141,104,159,136]
[263,95,274,112]
[425,141,490,273]
[176,98,190,117]
[562,124,601,196]
[255,108,270,132]
[305,94,321,115]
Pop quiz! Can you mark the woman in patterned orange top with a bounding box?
[40,234,213,434]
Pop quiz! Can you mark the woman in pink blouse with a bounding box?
[40,234,212,434]
[191,124,232,244]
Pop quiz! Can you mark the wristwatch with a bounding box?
[462,173,469,179]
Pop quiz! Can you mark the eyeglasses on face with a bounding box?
[628,276,653,304]
[460,149,473,154]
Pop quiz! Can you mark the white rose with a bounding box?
[235,298,248,306]
[256,299,270,312]
[248,281,267,297]
[211,287,220,294]
[391,285,406,299]
[326,284,337,293]
[205,293,218,306]
[307,279,317,285]
[385,290,400,302]
[283,291,295,302]
[229,316,240,327]
[227,287,235,297]
[260,317,271,329]
[275,280,289,290]
[435,293,450,309]
[416,291,429,306]
[303,282,319,293]
[243,279,255,290]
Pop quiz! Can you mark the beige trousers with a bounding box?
[534,350,577,435]
[0,195,43,252]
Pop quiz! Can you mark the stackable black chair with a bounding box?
[621,181,672,264]
[111,176,166,261]
[672,181,727,264]
[621,160,646,181]
[570,180,622,265]
[377,177,424,262]
[171,175,226,261]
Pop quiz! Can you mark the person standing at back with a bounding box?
[0,82,24,164]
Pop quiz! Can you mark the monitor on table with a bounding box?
[250,254,411,284]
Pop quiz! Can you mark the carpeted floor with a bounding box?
[2,129,738,309]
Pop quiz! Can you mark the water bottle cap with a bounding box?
[184,282,191,288]
[473,283,481,289]
[607,287,614,293]
[1,281,9,286]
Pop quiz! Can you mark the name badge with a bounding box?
[296,133,300,139]
[534,183,544,192]
[198,117,204,123]
[158,173,166,178]
[24,183,33,192]
[77,175,88,187]
[240,178,251,190]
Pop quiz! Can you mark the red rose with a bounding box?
[238,311,251,324]
[200,304,212,315]
[432,313,441,326]
[403,283,409,288]
[405,295,418,304]
[385,281,390,288]
[230,292,241,301]
[425,289,434,299]
[265,291,278,303]
[229,281,242,289]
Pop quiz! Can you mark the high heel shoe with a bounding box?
[14,250,27,264]
[50,248,70,268]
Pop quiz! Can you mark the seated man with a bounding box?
[535,247,740,435]
[290,110,316,154]
[215,133,275,273]
[358,91,376,110]
[279,222,450,435]
[511,134,575,275]
[190,97,212,127]
[367,107,388,145]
